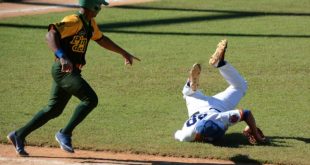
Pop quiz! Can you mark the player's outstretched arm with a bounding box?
[95,35,140,65]
[242,110,266,143]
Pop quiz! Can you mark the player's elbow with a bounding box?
[45,32,53,46]
[174,130,182,141]
[45,32,51,43]
[242,109,252,121]
[174,130,192,142]
[175,136,187,142]
[46,26,60,41]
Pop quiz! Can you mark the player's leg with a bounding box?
[61,78,98,135]
[213,63,248,110]
[209,39,247,110]
[15,81,71,139]
[54,71,98,153]
[182,63,212,117]
[8,81,71,156]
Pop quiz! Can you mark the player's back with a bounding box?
[174,112,208,142]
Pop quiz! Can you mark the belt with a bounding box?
[55,58,83,70]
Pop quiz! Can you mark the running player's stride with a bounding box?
[7,0,140,156]
[175,39,267,144]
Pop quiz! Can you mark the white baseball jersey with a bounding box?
[174,109,243,142]
[175,63,247,142]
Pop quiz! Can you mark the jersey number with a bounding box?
[71,35,88,53]
[186,113,207,127]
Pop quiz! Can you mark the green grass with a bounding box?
[1,0,310,164]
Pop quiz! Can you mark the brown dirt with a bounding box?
[0,144,235,165]
[0,0,157,19]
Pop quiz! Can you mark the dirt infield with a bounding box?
[0,0,157,19]
[0,144,235,165]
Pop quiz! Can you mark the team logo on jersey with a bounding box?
[70,35,88,53]
[229,114,239,124]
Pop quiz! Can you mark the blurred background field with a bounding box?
[0,0,309,164]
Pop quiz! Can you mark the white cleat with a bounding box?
[209,39,228,68]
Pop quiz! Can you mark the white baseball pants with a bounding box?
[182,62,248,117]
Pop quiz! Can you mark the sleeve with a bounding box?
[48,14,83,39]
[90,19,103,41]
[175,113,210,142]
[217,110,243,128]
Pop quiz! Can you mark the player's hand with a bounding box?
[122,52,141,65]
[243,126,269,144]
[59,57,73,73]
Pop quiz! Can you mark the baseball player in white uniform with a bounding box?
[175,39,267,144]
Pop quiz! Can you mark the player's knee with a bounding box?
[85,94,98,109]
[90,96,98,109]
[42,105,64,119]
[241,80,248,95]
[242,109,251,120]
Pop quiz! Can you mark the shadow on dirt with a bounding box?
[29,155,236,165]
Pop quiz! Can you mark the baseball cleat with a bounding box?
[55,130,74,153]
[209,39,228,68]
[189,63,201,91]
[7,131,29,156]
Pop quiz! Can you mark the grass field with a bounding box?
[0,0,310,164]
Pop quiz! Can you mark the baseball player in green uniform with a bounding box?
[7,0,140,156]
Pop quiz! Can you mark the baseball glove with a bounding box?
[243,126,268,145]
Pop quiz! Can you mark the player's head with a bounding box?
[195,120,225,142]
[79,0,109,14]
